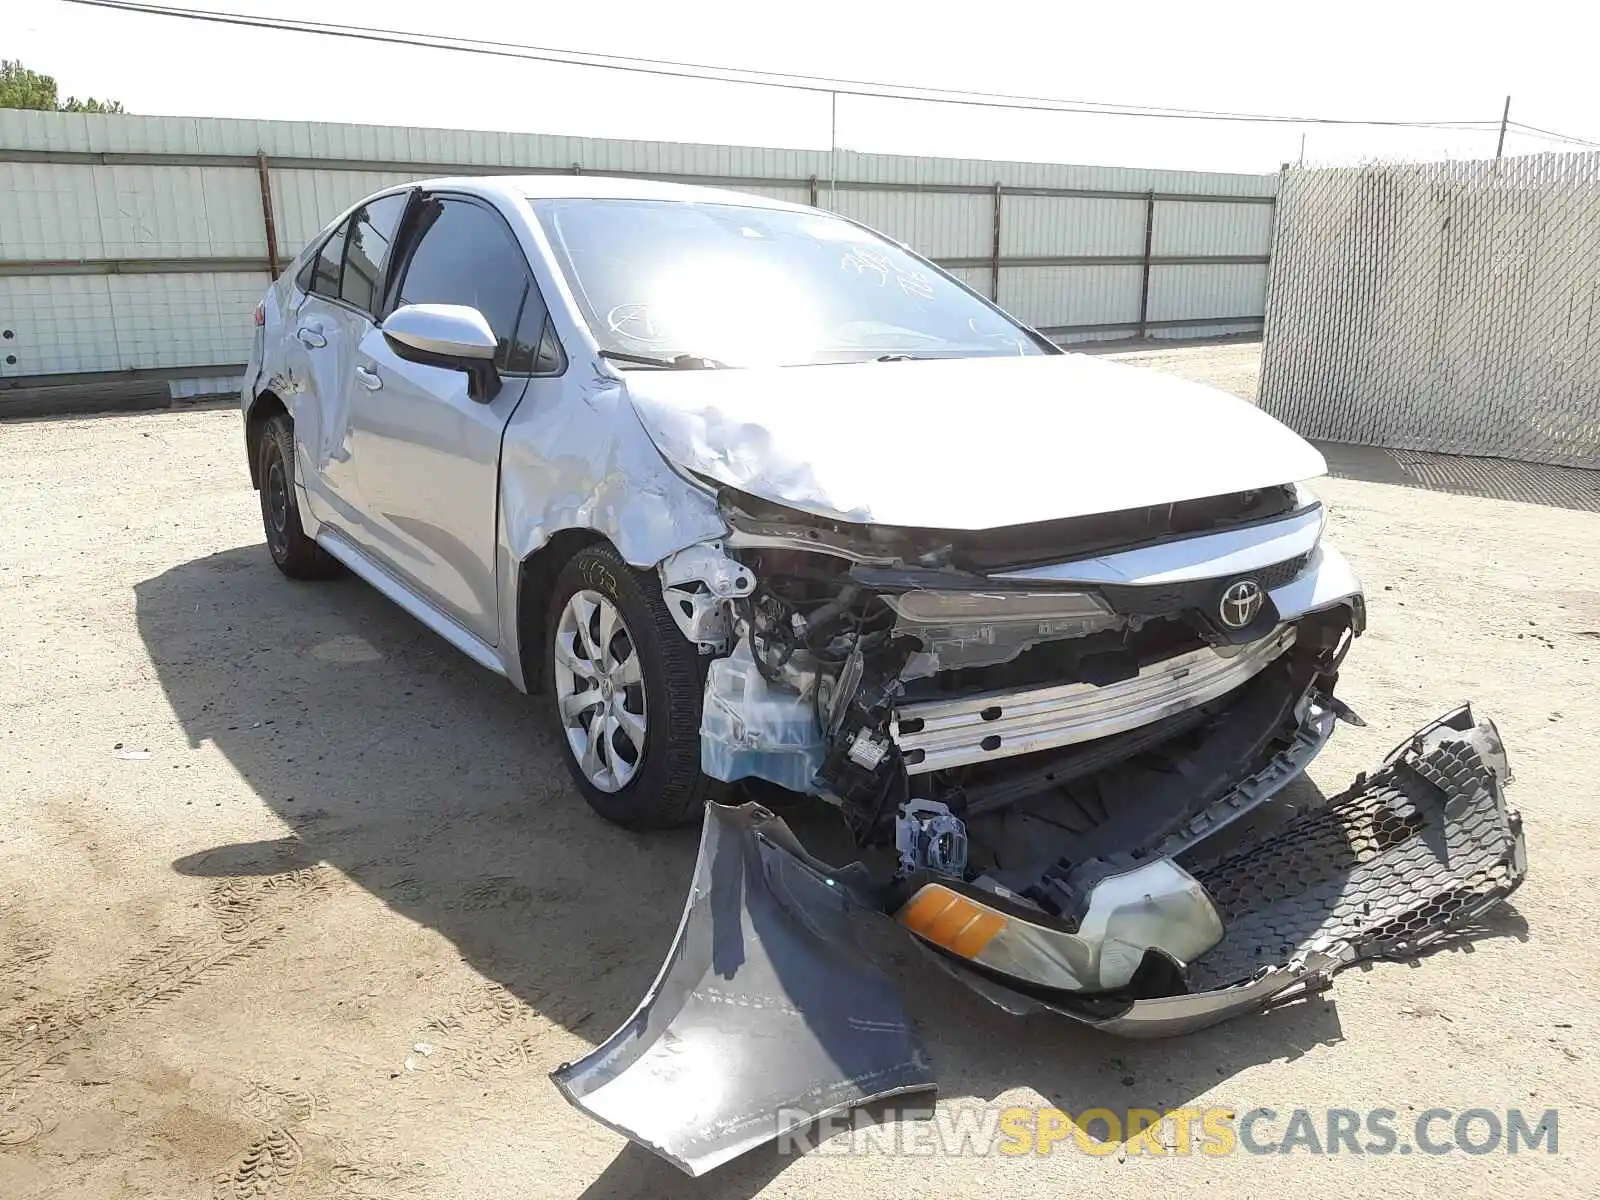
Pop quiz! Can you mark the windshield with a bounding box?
[531,198,1045,367]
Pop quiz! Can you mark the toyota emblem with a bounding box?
[1219,579,1264,629]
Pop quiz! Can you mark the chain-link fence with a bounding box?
[1259,154,1600,469]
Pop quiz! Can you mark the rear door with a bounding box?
[287,192,410,530]
[344,193,556,645]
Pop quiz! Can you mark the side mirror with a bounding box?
[382,303,501,401]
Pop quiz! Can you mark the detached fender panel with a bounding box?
[551,801,935,1177]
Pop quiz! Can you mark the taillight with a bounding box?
[253,301,265,327]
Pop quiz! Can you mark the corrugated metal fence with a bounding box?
[1260,154,1600,470]
[0,110,1276,401]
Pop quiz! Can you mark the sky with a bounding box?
[11,0,1600,176]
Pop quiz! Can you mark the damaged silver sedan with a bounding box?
[241,175,1526,1176]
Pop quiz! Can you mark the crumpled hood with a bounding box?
[621,352,1327,530]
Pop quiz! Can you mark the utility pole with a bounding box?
[1496,95,1511,160]
[828,91,838,212]
[1298,132,1306,166]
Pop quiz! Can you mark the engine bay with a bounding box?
[559,489,1527,1178]
[662,487,1366,939]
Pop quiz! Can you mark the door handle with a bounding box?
[353,365,383,391]
[295,326,327,349]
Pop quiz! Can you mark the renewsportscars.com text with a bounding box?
[776,1105,1559,1158]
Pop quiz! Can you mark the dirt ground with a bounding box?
[3,340,1598,1198]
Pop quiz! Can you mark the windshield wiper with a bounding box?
[599,349,726,370]
[875,353,924,361]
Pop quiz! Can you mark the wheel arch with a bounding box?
[515,528,610,694]
[245,389,289,489]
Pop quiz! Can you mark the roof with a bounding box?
[414,173,809,211]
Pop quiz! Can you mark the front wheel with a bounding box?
[545,544,718,829]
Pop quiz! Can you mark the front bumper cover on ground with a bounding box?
[550,803,935,1177]
[552,704,1526,1174]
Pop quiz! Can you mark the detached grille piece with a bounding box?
[1187,727,1524,991]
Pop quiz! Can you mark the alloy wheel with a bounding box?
[552,590,648,792]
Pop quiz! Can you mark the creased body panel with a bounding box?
[494,374,726,688]
[497,376,724,571]
[623,353,1328,528]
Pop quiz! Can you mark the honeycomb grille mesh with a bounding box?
[1189,737,1523,991]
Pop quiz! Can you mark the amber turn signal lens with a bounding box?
[897,884,1006,958]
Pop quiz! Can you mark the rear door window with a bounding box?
[309,220,348,300]
[339,192,409,316]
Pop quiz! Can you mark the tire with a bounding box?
[257,413,340,580]
[545,543,717,829]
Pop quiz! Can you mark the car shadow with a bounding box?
[1313,440,1600,513]
[142,545,1376,1191]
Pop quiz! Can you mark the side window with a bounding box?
[533,317,567,375]
[338,192,408,316]
[391,197,541,372]
[309,220,348,299]
[505,285,556,374]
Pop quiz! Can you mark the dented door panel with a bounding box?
[291,297,372,531]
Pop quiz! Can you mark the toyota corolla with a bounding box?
[242,175,1525,1176]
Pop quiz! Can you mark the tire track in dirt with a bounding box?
[428,968,603,1083]
[416,979,542,1083]
[216,1080,435,1199]
[0,867,331,1108]
[321,1157,433,1198]
[229,1080,328,1126]
[203,867,326,942]
[212,1128,304,1200]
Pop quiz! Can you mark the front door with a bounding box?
[344,194,551,646]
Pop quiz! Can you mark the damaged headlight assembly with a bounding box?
[557,492,1527,1178]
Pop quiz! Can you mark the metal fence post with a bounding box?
[1135,188,1156,338]
[991,182,1003,301]
[255,151,279,277]
[1259,167,1285,372]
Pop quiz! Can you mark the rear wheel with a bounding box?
[546,544,717,829]
[257,413,339,580]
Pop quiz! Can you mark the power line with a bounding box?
[62,0,1505,132]
[1507,120,1600,149]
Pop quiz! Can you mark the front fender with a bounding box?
[494,374,727,689]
